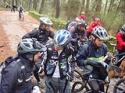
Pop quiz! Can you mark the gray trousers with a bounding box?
[45,77,71,93]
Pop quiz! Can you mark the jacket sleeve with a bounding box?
[116,33,125,47]
[87,22,94,33]
[0,63,18,93]
[22,28,38,39]
[76,44,88,67]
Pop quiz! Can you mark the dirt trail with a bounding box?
[0,11,39,61]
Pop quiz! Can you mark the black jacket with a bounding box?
[22,28,54,45]
[44,43,76,79]
[0,56,34,93]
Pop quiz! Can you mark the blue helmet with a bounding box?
[92,26,109,40]
[54,29,71,46]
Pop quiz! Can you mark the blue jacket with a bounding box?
[0,56,33,93]
[76,41,108,66]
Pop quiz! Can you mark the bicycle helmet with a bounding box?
[92,26,109,40]
[39,16,53,26]
[77,20,87,30]
[17,38,46,54]
[54,29,71,46]
[121,24,125,32]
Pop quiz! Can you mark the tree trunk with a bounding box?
[85,0,90,16]
[39,0,45,14]
[55,0,60,18]
[107,0,114,13]
[104,0,108,15]
[28,0,33,10]
[107,0,121,30]
[120,0,125,24]
[33,0,37,10]
[36,0,41,11]
[12,0,15,6]
[95,0,102,16]
[80,0,85,11]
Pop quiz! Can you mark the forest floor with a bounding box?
[0,11,120,93]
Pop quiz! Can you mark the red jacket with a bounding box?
[116,32,125,52]
[87,21,101,33]
[79,15,86,20]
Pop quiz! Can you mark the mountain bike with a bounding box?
[72,60,111,93]
[113,77,125,93]
[19,11,24,21]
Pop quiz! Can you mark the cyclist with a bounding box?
[0,38,45,93]
[116,24,125,64]
[66,17,88,48]
[44,29,76,93]
[11,5,17,12]
[22,16,54,45]
[76,26,109,92]
[22,16,54,85]
[18,6,24,20]
[78,11,87,21]
[87,16,102,38]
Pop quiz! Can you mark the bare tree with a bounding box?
[119,0,125,24]
[39,0,45,14]
[33,0,37,10]
[80,0,85,12]
[104,0,109,15]
[28,0,33,10]
[55,0,61,18]
[85,0,90,15]
[107,0,115,13]
[95,0,102,15]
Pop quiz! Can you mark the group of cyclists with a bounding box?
[0,10,125,93]
[11,5,24,20]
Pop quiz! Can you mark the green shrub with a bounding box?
[29,11,67,30]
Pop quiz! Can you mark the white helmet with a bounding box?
[17,38,46,54]
[39,16,53,26]
[92,26,109,40]
[54,29,71,46]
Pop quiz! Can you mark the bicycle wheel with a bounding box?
[72,81,85,93]
[73,69,83,82]
[113,78,125,93]
[72,69,91,93]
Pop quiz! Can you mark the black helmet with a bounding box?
[77,20,87,30]
[17,38,46,54]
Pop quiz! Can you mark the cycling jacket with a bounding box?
[116,32,125,53]
[22,28,54,45]
[0,56,34,93]
[66,20,88,52]
[76,41,108,66]
[44,43,76,79]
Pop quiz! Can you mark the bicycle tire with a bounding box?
[72,69,91,93]
[73,69,84,82]
[113,78,125,93]
[71,81,85,93]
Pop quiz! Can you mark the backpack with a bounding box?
[0,56,18,83]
